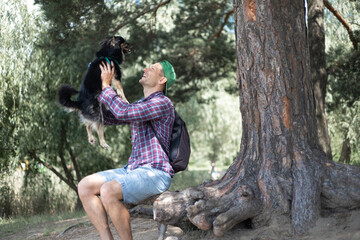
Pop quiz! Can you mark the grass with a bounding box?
[0,210,86,237]
[0,168,224,238]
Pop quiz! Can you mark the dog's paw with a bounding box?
[88,138,96,145]
[100,140,110,149]
[101,143,110,149]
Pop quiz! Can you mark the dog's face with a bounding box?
[96,36,131,64]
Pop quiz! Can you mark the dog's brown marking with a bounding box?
[245,0,256,22]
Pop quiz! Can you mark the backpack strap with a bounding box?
[148,121,168,155]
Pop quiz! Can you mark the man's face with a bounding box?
[139,63,164,87]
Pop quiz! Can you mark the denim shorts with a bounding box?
[96,164,171,204]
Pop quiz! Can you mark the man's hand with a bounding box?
[100,61,115,89]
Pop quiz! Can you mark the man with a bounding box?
[78,60,176,240]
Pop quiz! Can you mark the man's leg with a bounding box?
[100,180,132,240]
[78,174,114,240]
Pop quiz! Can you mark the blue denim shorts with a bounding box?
[96,164,171,204]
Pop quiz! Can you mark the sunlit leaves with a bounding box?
[325,0,360,164]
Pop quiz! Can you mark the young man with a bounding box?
[78,60,176,240]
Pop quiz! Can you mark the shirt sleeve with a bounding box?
[98,87,172,122]
[101,105,130,125]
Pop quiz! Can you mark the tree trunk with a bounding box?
[154,0,360,236]
[308,0,332,160]
[338,130,351,164]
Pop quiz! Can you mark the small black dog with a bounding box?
[58,36,130,148]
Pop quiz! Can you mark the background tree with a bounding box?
[153,0,360,236]
[0,0,240,216]
[325,0,360,164]
[308,0,332,159]
[0,0,94,216]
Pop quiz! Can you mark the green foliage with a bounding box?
[32,0,236,102]
[327,102,360,165]
[0,0,38,172]
[325,0,360,164]
[30,0,238,172]
[169,170,211,192]
[327,49,360,108]
[176,81,241,170]
[0,0,239,218]
[349,0,360,11]
[0,0,128,217]
[325,0,360,51]
[0,168,77,218]
[161,0,236,102]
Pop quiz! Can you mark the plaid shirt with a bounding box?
[98,87,175,177]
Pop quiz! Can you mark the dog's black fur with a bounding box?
[58,36,130,148]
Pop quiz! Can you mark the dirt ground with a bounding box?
[2,209,360,240]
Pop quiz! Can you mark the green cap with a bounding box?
[159,60,176,96]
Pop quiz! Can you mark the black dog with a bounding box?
[58,36,130,148]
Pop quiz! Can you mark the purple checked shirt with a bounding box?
[98,87,175,177]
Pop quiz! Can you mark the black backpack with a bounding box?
[148,111,191,173]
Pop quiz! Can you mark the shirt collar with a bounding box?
[138,91,164,103]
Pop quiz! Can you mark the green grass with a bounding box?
[0,210,86,237]
[0,169,225,238]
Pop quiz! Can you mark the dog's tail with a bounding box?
[57,85,81,110]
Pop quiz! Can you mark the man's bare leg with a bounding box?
[78,174,114,240]
[100,180,133,240]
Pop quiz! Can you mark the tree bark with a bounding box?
[66,139,82,182]
[59,123,75,187]
[308,0,332,160]
[338,130,351,164]
[153,0,360,236]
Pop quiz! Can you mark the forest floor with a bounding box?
[1,208,360,240]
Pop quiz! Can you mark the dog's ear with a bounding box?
[110,36,118,47]
[99,37,111,48]
[100,36,118,48]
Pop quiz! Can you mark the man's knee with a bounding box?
[100,181,123,207]
[78,175,102,200]
[78,177,90,200]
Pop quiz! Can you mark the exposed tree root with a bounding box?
[153,187,204,226]
[321,161,360,210]
[152,153,360,236]
[153,181,262,237]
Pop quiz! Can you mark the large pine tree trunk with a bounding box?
[153,0,360,236]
